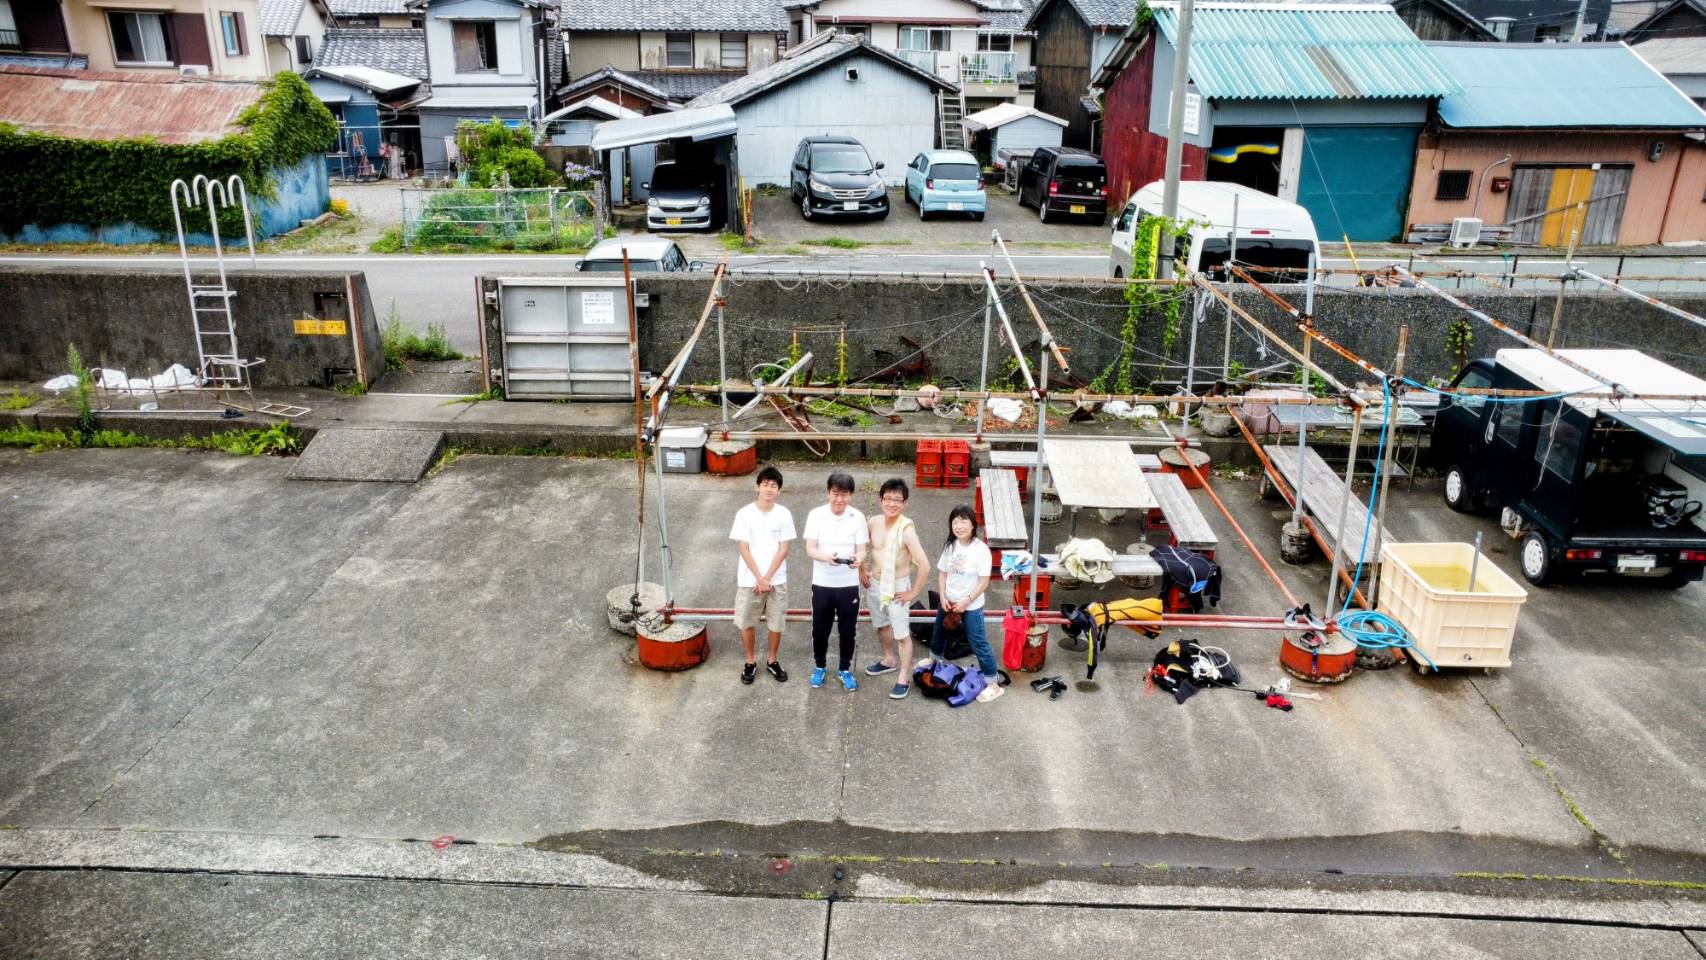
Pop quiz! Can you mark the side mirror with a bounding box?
[874,161,885,170]
[574,260,586,271]
[688,260,705,271]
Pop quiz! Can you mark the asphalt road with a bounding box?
[5,249,1706,354]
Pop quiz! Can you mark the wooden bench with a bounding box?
[1146,471,1219,557]
[1265,444,1392,566]
[979,468,1029,551]
[1037,553,1163,578]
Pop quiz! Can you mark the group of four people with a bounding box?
[729,466,1005,702]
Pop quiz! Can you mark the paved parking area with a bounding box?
[743,185,1111,248]
[1,446,1703,952]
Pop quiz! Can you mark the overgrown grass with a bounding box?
[447,386,504,404]
[0,423,304,456]
[380,302,461,370]
[800,236,909,250]
[369,228,404,253]
[1,388,38,410]
[781,245,811,256]
[334,379,368,397]
[719,232,761,251]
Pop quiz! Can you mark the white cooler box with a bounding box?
[658,426,707,474]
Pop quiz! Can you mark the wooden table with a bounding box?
[1042,438,1157,510]
[990,448,1163,471]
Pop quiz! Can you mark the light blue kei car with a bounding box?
[902,150,987,221]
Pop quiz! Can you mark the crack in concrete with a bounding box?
[1468,677,1629,871]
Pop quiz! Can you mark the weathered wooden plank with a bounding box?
[990,448,1163,470]
[980,467,1029,547]
[1265,445,1391,565]
[1042,438,1158,510]
[1147,471,1218,551]
[1039,553,1163,577]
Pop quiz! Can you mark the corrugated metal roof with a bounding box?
[0,67,261,144]
[1148,2,1460,99]
[1431,41,1706,127]
[590,103,738,150]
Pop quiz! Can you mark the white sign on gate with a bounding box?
[581,290,616,326]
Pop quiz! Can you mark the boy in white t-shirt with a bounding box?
[802,472,868,691]
[730,465,795,685]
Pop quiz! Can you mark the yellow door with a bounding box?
[1539,167,1594,247]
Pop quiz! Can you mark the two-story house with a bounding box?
[1,0,271,75]
[258,0,335,73]
[786,0,1035,111]
[408,0,561,172]
[561,0,787,102]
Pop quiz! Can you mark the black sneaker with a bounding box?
[767,661,788,683]
[742,663,757,685]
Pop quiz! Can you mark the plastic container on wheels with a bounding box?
[1378,542,1528,669]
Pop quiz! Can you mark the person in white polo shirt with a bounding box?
[729,465,795,686]
[802,472,868,691]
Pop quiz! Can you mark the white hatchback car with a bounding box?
[575,237,704,273]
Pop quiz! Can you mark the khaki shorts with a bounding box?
[734,582,789,634]
[868,579,914,633]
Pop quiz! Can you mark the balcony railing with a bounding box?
[960,51,1016,84]
[898,48,941,75]
[0,29,20,49]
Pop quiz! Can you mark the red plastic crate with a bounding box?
[944,439,971,478]
[916,439,944,487]
[1016,574,1051,610]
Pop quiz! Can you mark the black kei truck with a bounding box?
[1433,348,1706,586]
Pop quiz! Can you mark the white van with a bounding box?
[1109,181,1320,282]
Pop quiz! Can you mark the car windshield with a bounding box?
[650,164,696,190]
[581,259,660,273]
[813,147,873,173]
[1197,238,1314,283]
[929,162,979,181]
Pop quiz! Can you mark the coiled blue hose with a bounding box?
[1333,379,1435,672]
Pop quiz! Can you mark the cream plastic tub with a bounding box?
[1378,542,1528,669]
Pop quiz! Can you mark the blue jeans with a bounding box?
[931,607,997,677]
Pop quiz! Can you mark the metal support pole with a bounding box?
[1222,195,1237,376]
[1547,226,1579,349]
[1025,339,1051,620]
[653,435,674,604]
[1182,287,1203,432]
[1157,0,1198,278]
[1325,398,1364,614]
[623,250,647,594]
[976,282,993,444]
[1369,325,1407,604]
[716,298,730,423]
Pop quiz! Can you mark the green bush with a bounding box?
[456,119,560,189]
[0,72,336,237]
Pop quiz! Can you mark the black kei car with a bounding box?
[790,135,888,221]
[1432,348,1706,586]
[1016,146,1109,224]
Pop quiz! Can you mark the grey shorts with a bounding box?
[734,582,789,634]
[868,579,914,632]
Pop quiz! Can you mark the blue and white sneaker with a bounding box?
[809,667,827,688]
[838,670,858,692]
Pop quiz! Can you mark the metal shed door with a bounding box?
[499,279,634,399]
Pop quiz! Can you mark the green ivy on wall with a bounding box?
[1093,213,1183,394]
[0,71,337,237]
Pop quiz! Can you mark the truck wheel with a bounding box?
[1519,531,1552,586]
[1443,464,1475,513]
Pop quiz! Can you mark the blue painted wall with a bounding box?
[328,102,384,178]
[4,157,329,246]
[1295,126,1420,243]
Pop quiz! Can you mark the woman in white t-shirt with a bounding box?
[925,504,1004,702]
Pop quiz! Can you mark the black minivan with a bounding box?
[790,135,889,221]
[1017,146,1108,224]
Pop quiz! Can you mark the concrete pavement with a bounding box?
[2,443,1704,955]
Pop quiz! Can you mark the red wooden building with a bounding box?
[1094,29,1205,215]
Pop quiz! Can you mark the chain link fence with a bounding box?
[400,188,599,250]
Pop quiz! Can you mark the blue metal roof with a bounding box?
[1429,42,1706,128]
[1148,2,1460,99]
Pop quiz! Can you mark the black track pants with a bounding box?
[811,584,859,671]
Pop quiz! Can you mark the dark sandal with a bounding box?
[1030,675,1063,692]
[1049,679,1067,701]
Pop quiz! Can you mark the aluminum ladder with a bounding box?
[938,88,967,151]
[170,176,308,418]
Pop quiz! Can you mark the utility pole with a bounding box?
[1570,0,1590,40]
[1157,0,1197,279]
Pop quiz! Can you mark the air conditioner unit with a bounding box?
[1448,217,1482,250]
[179,64,210,77]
